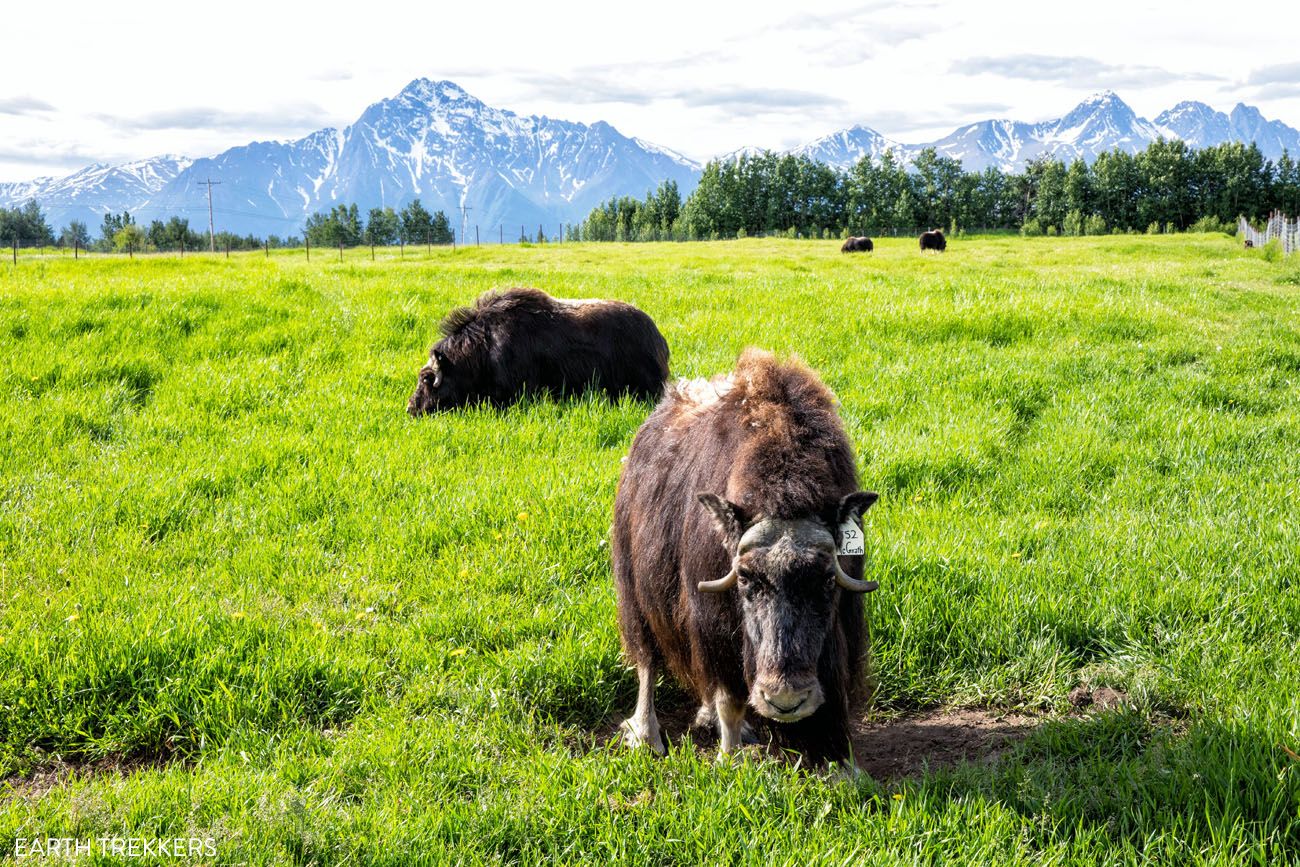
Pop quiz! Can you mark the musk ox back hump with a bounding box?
[919,229,947,252]
[406,287,669,414]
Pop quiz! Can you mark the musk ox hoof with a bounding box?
[620,718,666,755]
[692,704,759,744]
[825,760,866,783]
[715,744,763,764]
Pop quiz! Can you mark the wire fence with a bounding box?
[1239,212,1298,254]
[0,231,565,264]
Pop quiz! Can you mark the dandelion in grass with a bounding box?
[517,511,529,522]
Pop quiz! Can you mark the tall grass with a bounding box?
[0,235,1297,864]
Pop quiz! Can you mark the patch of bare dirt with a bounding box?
[599,703,1041,779]
[1067,686,1127,711]
[3,754,170,800]
[850,708,1037,779]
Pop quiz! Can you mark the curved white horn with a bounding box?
[697,565,739,593]
[834,559,878,593]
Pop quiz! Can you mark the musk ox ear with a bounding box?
[430,349,451,385]
[697,493,745,551]
[837,491,879,526]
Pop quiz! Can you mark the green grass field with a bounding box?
[1,235,1298,864]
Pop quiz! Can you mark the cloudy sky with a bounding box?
[2,0,1298,181]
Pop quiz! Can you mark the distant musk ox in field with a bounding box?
[612,349,878,764]
[406,288,670,415]
[1244,240,1254,248]
[919,229,947,252]
[840,236,874,253]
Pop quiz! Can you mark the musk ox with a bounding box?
[841,236,874,253]
[919,229,947,252]
[612,349,878,764]
[407,288,670,415]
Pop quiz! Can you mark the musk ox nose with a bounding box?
[752,678,822,721]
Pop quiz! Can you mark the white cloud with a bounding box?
[0,0,1297,180]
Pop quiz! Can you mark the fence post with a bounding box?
[339,240,343,262]
[306,238,310,261]
[475,225,479,246]
[74,239,79,260]
[11,238,15,265]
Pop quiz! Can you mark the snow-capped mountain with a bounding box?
[791,125,902,167]
[795,91,1300,172]
[0,79,700,237]
[0,156,192,231]
[4,85,1299,235]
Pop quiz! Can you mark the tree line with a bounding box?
[0,197,461,253]
[6,138,1298,251]
[570,140,1300,241]
[303,199,454,247]
[0,205,297,253]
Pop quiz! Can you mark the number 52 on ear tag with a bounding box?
[837,520,865,556]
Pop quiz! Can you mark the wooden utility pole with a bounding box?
[197,178,222,252]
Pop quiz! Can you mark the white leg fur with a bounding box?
[715,689,747,756]
[620,662,665,754]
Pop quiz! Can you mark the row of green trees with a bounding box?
[571,140,1299,241]
[91,212,290,253]
[0,201,57,246]
[303,199,454,248]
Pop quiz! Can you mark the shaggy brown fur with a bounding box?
[612,349,874,763]
[841,236,874,253]
[407,288,669,415]
[919,229,947,252]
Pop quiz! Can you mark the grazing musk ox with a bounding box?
[407,288,670,415]
[919,229,947,252]
[841,236,874,253]
[612,349,878,764]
